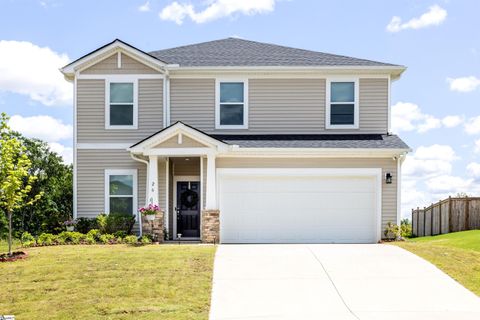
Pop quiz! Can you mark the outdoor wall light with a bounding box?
[385,173,393,184]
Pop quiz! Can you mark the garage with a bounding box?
[217,168,382,244]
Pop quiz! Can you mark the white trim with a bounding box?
[215,78,249,129]
[178,133,183,144]
[105,77,138,129]
[166,75,171,125]
[128,122,228,153]
[326,78,359,129]
[222,147,411,158]
[117,52,121,69]
[147,156,159,205]
[388,75,392,133]
[77,74,165,80]
[165,158,169,237]
[77,143,131,149]
[60,40,167,75]
[172,175,201,240]
[205,153,217,209]
[163,75,167,128]
[144,148,215,156]
[170,73,392,79]
[104,169,138,216]
[73,73,78,219]
[217,167,383,243]
[397,155,403,225]
[200,157,204,210]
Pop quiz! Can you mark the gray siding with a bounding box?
[169,78,388,134]
[216,157,397,230]
[82,53,160,74]
[77,78,163,143]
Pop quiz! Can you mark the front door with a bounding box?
[176,181,200,238]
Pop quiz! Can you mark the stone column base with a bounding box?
[201,210,220,244]
[141,211,164,243]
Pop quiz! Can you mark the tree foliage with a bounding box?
[0,113,73,241]
[0,112,42,254]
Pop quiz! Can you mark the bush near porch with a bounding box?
[0,243,216,319]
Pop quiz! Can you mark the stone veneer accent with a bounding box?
[201,210,220,244]
[141,211,164,242]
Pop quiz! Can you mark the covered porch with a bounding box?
[129,122,227,242]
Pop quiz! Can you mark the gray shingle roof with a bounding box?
[211,134,410,149]
[149,38,400,67]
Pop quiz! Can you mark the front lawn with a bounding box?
[393,230,480,295]
[0,243,216,319]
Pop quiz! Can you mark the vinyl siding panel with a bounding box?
[169,78,388,134]
[76,150,166,233]
[82,53,160,74]
[77,78,163,143]
[216,157,397,230]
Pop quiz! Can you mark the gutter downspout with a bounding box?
[130,153,149,237]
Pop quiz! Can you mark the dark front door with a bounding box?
[176,181,200,238]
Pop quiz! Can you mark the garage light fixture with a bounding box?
[385,173,393,184]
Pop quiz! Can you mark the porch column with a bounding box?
[148,155,159,205]
[205,153,217,209]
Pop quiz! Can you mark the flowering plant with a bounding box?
[139,204,161,216]
[63,219,77,226]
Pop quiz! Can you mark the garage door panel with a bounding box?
[219,172,378,244]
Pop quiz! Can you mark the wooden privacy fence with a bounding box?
[412,196,480,237]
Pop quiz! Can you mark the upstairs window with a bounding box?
[106,80,138,129]
[326,79,359,129]
[216,80,248,129]
[105,169,137,215]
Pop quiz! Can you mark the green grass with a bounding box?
[393,230,480,295]
[0,243,216,319]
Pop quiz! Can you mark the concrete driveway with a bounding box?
[209,244,480,320]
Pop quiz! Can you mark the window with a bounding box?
[105,169,137,215]
[326,79,359,129]
[215,79,248,129]
[106,80,138,129]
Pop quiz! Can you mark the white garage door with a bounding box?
[218,168,381,244]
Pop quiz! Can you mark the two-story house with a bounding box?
[61,38,409,244]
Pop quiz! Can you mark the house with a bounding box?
[60,38,410,244]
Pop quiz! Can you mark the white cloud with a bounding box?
[138,1,150,12]
[464,116,480,135]
[403,145,457,182]
[48,142,73,164]
[9,114,72,142]
[386,5,447,32]
[159,0,276,25]
[391,102,462,133]
[0,40,71,106]
[474,139,480,153]
[442,115,463,128]
[425,175,472,194]
[467,162,480,180]
[447,76,480,92]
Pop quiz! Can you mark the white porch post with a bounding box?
[148,155,159,205]
[205,153,217,209]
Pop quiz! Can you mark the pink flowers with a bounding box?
[139,204,161,216]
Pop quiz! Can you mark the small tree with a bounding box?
[0,113,42,255]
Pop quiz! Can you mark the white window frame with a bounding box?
[104,169,138,215]
[326,78,359,129]
[215,78,249,129]
[105,77,138,129]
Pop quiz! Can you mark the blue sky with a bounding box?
[0,0,479,218]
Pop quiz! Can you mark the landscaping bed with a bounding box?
[392,230,480,296]
[0,243,216,319]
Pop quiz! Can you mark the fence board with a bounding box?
[412,197,480,237]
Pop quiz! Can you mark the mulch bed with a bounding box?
[0,251,28,262]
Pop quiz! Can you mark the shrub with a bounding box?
[400,219,412,238]
[384,222,401,241]
[96,213,108,233]
[57,231,85,244]
[104,212,136,234]
[75,217,98,233]
[98,233,115,244]
[37,233,57,246]
[86,229,101,241]
[115,236,124,244]
[84,235,96,245]
[21,232,36,247]
[124,235,138,245]
[114,231,127,238]
[140,235,152,244]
